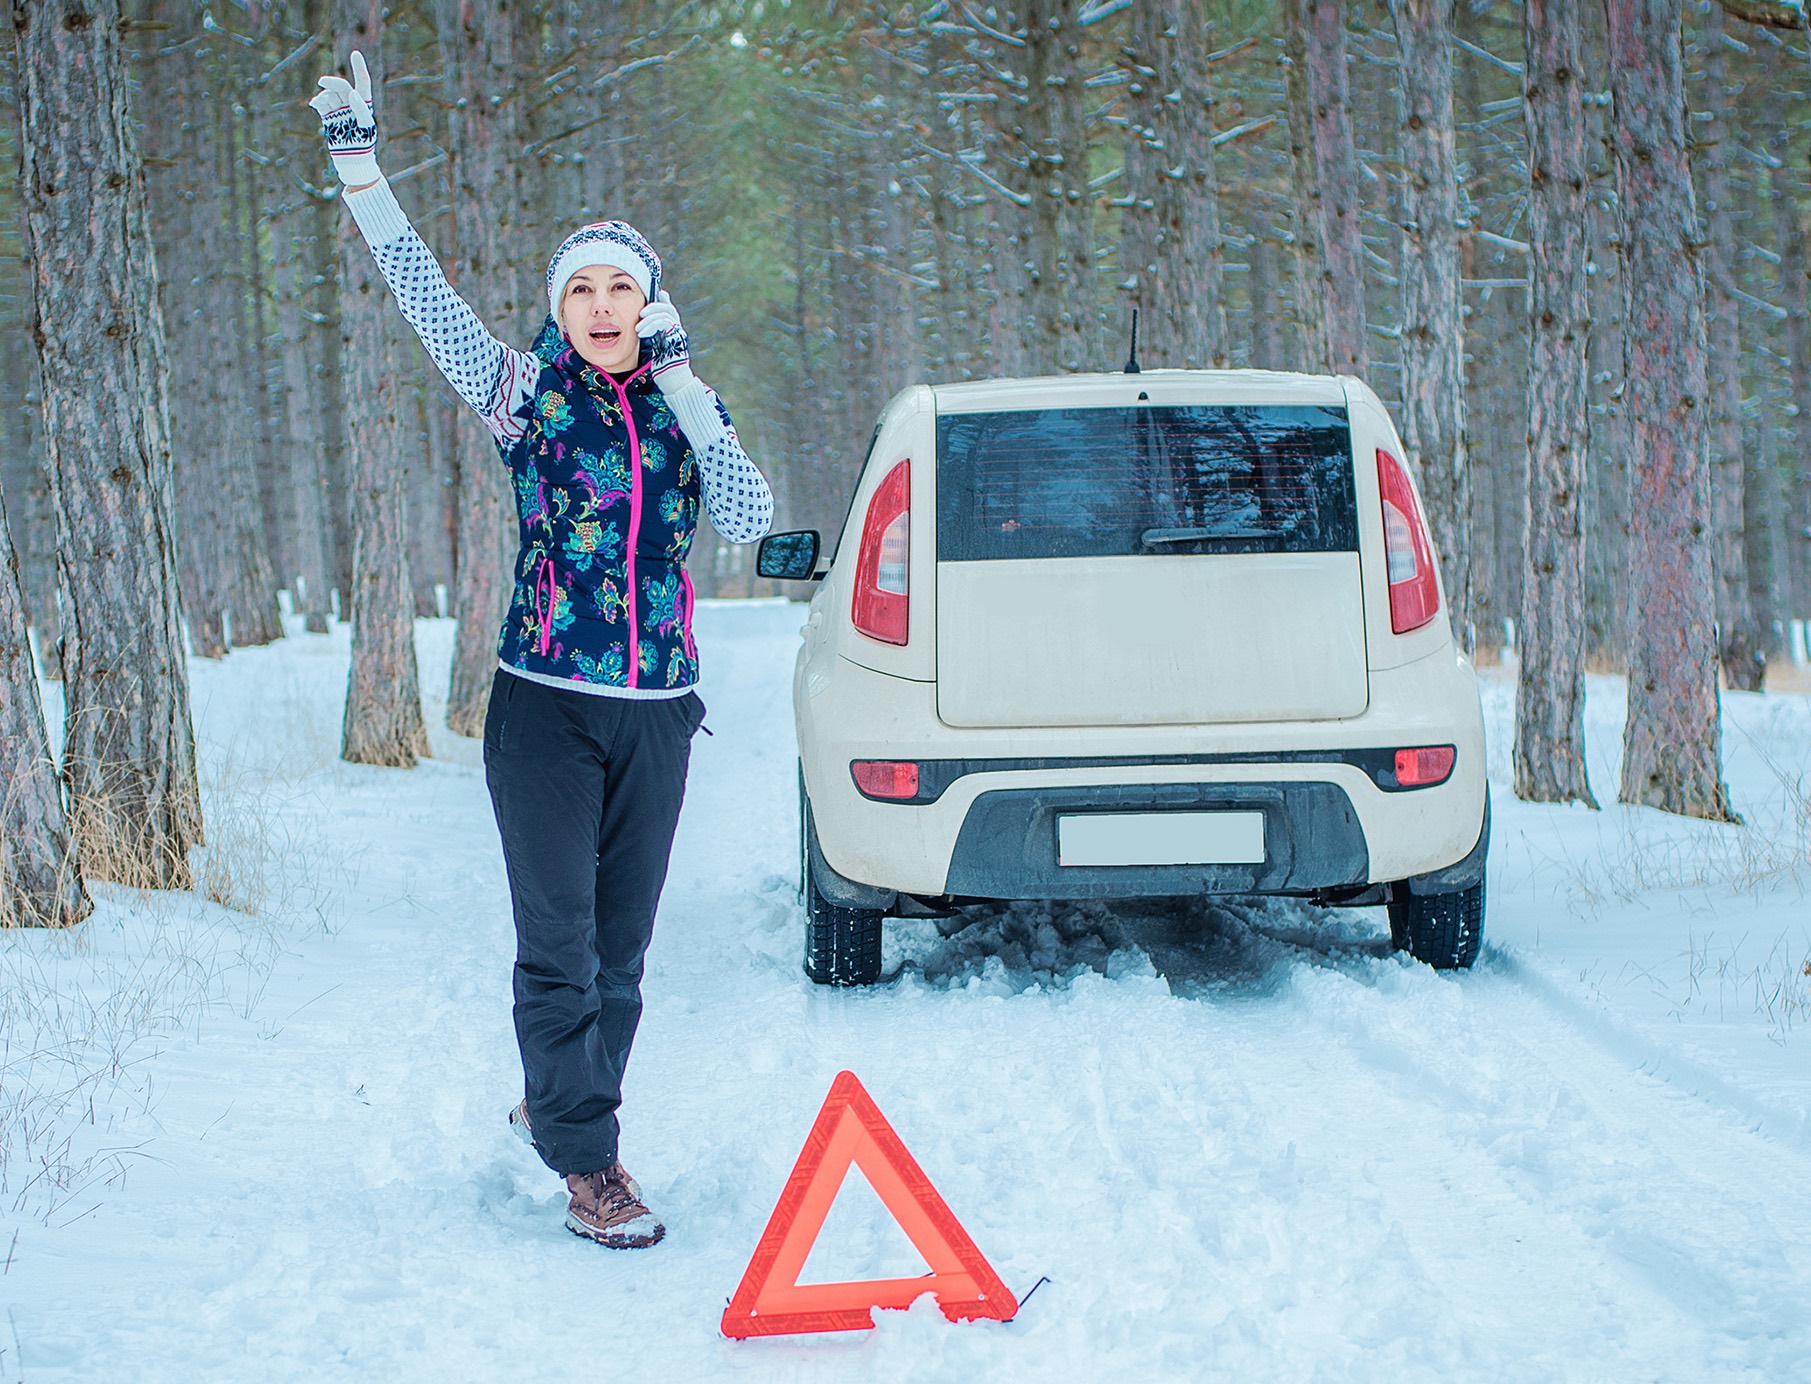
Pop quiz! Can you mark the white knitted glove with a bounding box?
[309,50,380,187]
[637,292,698,393]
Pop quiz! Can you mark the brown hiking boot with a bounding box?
[565,1165,664,1248]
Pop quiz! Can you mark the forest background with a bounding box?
[3,0,1811,925]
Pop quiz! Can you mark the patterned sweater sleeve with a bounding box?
[661,381,776,544]
[341,177,537,449]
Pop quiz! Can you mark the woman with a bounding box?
[311,54,773,1248]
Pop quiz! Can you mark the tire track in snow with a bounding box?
[1489,946,1811,1156]
[1277,952,1811,1377]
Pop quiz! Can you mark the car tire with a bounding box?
[798,776,884,987]
[805,873,885,987]
[1387,879,1484,970]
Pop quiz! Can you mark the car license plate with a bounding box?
[1057,811,1266,867]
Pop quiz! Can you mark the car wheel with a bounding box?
[1387,879,1484,970]
[798,776,884,987]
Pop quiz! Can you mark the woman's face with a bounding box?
[560,266,647,374]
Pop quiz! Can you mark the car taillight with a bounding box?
[851,760,920,800]
[852,459,910,646]
[1375,448,1441,634]
[1394,745,1456,788]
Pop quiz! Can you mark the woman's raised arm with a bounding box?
[311,52,536,450]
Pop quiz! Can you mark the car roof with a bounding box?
[930,368,1354,414]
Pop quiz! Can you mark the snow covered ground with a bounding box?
[3,601,1809,1383]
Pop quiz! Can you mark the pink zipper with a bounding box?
[680,570,697,664]
[535,553,557,656]
[603,361,653,687]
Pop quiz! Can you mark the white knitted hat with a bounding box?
[545,220,662,319]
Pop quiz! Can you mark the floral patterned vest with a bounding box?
[495,317,704,692]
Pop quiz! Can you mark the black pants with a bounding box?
[483,670,704,1176]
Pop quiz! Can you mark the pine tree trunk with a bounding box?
[1017,0,1093,374]
[1750,382,1787,648]
[925,70,978,383]
[1697,5,1764,691]
[0,484,88,928]
[1775,167,1811,628]
[439,0,519,738]
[1247,225,1287,370]
[1284,0,1367,376]
[510,0,553,342]
[1119,1,1162,353]
[1282,5,1329,372]
[0,351,59,679]
[301,0,352,617]
[271,197,334,634]
[314,183,354,615]
[988,194,1033,379]
[1602,0,1735,821]
[146,9,227,659]
[1389,0,1470,641]
[1515,0,1597,808]
[1582,22,1630,672]
[221,51,284,647]
[22,371,60,682]
[1161,0,1229,368]
[16,0,205,888]
[334,12,429,768]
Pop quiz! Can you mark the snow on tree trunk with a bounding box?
[1515,0,1597,809]
[0,484,88,928]
[1284,0,1368,377]
[1697,5,1764,691]
[1602,0,1735,822]
[15,0,205,888]
[1389,0,1471,642]
[334,14,429,769]
[441,0,519,740]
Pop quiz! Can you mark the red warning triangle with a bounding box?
[721,1071,1019,1338]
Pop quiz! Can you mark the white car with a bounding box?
[758,369,1488,985]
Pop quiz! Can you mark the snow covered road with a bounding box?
[4,601,1810,1382]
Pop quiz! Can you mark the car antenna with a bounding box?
[1123,308,1142,374]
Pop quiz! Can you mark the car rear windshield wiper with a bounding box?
[1140,526,1273,546]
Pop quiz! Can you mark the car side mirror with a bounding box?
[757,530,822,581]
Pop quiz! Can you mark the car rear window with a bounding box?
[936,404,1357,562]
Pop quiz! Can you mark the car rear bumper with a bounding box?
[796,644,1488,899]
[945,780,1368,899]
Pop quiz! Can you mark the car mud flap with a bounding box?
[1402,788,1490,896]
[807,813,898,911]
[942,781,1369,901]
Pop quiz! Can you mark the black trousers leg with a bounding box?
[587,688,696,1136]
[483,671,701,1176]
